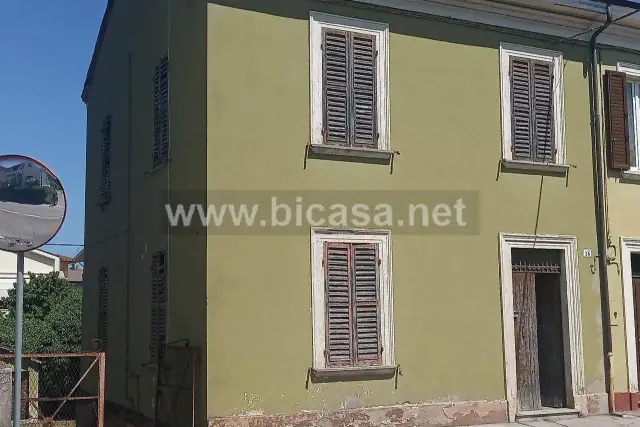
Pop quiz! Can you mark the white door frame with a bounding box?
[620,237,640,393]
[499,233,585,421]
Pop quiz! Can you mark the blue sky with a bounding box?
[0,1,106,257]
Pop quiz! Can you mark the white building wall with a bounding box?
[0,250,60,299]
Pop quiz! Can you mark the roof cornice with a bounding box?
[81,0,640,103]
[351,0,640,51]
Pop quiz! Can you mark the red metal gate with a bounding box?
[0,352,105,426]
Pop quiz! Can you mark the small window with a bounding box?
[500,44,565,168]
[97,267,108,351]
[150,251,167,364]
[310,229,395,376]
[100,115,112,205]
[153,55,170,168]
[310,12,390,155]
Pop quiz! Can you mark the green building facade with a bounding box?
[81,1,640,425]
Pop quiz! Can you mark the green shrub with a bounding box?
[0,186,50,205]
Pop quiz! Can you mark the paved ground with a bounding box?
[462,413,640,427]
[0,196,65,251]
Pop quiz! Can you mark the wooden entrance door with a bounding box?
[536,273,566,408]
[633,276,640,384]
[512,248,567,411]
[513,272,541,411]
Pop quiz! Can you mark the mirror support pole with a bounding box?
[13,252,24,427]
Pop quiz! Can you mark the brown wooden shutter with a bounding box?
[322,29,378,149]
[150,251,167,364]
[153,55,170,167]
[352,34,378,149]
[352,244,382,365]
[324,243,353,366]
[100,116,112,203]
[322,29,349,146]
[97,267,108,350]
[511,57,533,160]
[605,70,631,170]
[324,242,382,368]
[531,61,555,162]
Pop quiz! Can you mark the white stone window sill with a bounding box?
[501,159,570,174]
[621,170,640,180]
[308,144,395,161]
[312,364,398,378]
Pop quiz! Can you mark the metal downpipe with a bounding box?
[589,4,614,413]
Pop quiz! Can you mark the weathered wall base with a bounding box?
[584,393,610,415]
[615,392,640,412]
[209,399,508,427]
[100,401,155,427]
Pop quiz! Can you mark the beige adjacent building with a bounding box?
[0,249,61,301]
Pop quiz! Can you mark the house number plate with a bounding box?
[583,249,592,258]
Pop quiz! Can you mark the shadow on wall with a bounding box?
[210,0,592,63]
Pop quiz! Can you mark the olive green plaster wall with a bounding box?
[206,0,605,418]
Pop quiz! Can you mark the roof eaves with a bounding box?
[81,0,115,104]
[72,249,84,263]
[31,249,61,262]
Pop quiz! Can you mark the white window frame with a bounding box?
[617,62,640,178]
[309,12,391,158]
[499,43,567,172]
[498,233,585,421]
[310,228,396,377]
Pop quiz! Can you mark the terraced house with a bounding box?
[80,0,640,426]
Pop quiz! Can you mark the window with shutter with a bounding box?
[100,116,112,205]
[150,251,167,364]
[509,57,555,163]
[311,13,390,155]
[97,267,108,351]
[153,55,170,168]
[325,242,382,367]
[500,44,565,170]
[322,29,377,149]
[311,229,395,376]
[605,70,632,170]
